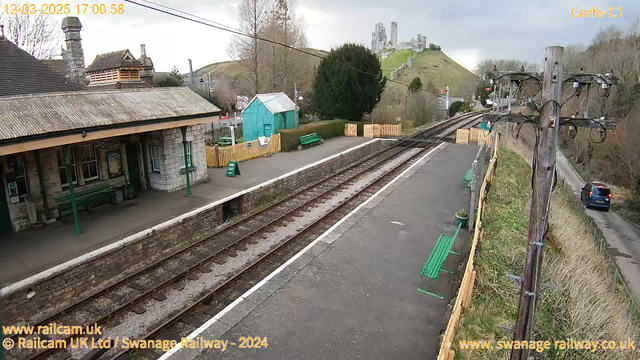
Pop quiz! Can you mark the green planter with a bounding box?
[455,213,469,228]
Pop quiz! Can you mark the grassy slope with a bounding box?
[453,149,638,360]
[195,48,328,78]
[381,50,480,97]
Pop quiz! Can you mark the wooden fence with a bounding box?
[469,128,491,144]
[363,124,402,138]
[456,128,491,145]
[206,133,281,168]
[437,134,499,360]
[455,129,470,144]
[344,123,357,137]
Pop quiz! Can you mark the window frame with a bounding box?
[57,148,78,187]
[179,141,193,169]
[150,145,162,173]
[13,156,29,197]
[79,144,100,182]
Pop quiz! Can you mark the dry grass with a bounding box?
[454,147,639,359]
[548,191,639,359]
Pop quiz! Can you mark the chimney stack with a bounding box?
[61,17,86,86]
[138,44,155,86]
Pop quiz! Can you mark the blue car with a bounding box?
[580,182,611,211]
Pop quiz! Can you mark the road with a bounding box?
[556,150,640,304]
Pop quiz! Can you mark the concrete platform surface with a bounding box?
[0,137,370,286]
[173,143,479,360]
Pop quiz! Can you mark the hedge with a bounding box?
[278,120,346,151]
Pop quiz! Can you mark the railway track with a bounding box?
[5,112,483,360]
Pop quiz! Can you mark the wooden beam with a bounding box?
[0,116,219,156]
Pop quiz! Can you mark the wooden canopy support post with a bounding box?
[180,126,192,196]
[64,145,81,235]
[34,150,51,221]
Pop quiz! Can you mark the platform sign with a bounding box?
[226,161,241,177]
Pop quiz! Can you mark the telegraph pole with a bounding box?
[510,46,564,360]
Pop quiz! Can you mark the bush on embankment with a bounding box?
[453,149,638,360]
[278,120,346,151]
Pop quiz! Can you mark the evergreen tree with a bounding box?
[312,43,386,120]
[156,66,184,87]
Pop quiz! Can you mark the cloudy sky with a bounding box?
[12,0,640,73]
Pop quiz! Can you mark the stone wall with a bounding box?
[2,202,223,324]
[146,125,207,192]
[240,139,391,212]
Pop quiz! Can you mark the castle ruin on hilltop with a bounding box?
[370,21,427,55]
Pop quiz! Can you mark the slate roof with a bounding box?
[0,87,221,142]
[40,59,69,77]
[86,50,143,72]
[0,36,84,96]
[243,92,297,115]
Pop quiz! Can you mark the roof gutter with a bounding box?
[0,112,219,147]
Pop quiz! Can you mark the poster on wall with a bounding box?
[106,150,123,178]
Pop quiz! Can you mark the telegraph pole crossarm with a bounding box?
[482,113,617,130]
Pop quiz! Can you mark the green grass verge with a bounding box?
[452,149,570,359]
[278,120,345,151]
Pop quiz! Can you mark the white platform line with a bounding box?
[157,142,447,360]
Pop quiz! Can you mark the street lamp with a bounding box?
[199,78,211,102]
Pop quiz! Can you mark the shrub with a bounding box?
[278,120,346,151]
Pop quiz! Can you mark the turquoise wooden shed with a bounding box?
[242,92,298,142]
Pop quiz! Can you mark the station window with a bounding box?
[57,149,78,187]
[179,142,192,168]
[80,144,100,181]
[150,145,162,173]
[9,156,29,196]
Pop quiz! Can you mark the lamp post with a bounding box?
[294,83,303,127]
[199,78,211,102]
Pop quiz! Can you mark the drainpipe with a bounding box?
[34,150,52,220]
[64,145,81,235]
[180,127,192,196]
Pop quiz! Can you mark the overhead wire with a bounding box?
[125,0,444,96]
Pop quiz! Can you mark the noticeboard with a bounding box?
[226,161,241,177]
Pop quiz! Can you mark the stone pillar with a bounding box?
[61,17,86,86]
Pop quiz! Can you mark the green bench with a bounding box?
[217,137,233,147]
[55,185,116,219]
[299,132,322,147]
[463,166,473,190]
[463,166,473,183]
[418,223,462,299]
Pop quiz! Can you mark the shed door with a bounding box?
[263,124,273,137]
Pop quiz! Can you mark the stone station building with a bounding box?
[0,88,220,233]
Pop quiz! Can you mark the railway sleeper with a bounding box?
[151,292,167,302]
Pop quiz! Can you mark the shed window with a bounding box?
[179,142,193,168]
[57,149,78,187]
[80,144,99,181]
[150,145,162,172]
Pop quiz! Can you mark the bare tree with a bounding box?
[227,0,267,96]
[0,2,61,59]
[260,0,309,97]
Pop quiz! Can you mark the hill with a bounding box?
[381,49,480,98]
[195,48,329,78]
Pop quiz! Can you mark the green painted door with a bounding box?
[0,175,12,232]
[263,123,273,137]
[126,143,142,193]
